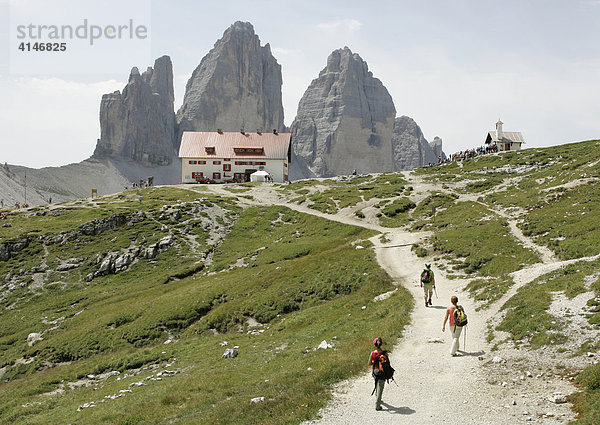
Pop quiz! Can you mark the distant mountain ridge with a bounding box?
[2,21,444,206]
[290,47,442,178]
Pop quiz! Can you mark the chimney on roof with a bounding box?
[257,129,261,135]
[272,129,278,135]
[217,129,223,134]
[240,128,245,135]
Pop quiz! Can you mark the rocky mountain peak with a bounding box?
[290,47,396,178]
[176,21,284,143]
[430,136,445,161]
[391,116,439,169]
[93,55,176,167]
[322,47,369,77]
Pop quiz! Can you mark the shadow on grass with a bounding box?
[381,402,416,414]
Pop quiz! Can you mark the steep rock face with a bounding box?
[391,116,439,170]
[176,21,284,142]
[94,55,176,166]
[430,136,446,161]
[290,47,396,178]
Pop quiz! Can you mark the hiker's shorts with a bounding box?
[423,285,434,300]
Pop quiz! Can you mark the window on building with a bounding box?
[233,147,264,155]
[199,160,207,165]
[188,160,197,164]
[192,172,204,179]
[205,147,215,154]
[213,172,221,180]
[223,164,231,171]
[213,160,221,165]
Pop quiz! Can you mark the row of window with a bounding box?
[234,161,266,166]
[233,147,264,154]
[203,147,265,155]
[189,160,269,167]
[192,172,222,180]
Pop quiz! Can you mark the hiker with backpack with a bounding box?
[420,264,436,307]
[442,296,468,356]
[368,337,395,411]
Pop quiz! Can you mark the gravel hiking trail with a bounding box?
[182,182,578,425]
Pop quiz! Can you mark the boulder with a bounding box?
[0,244,9,261]
[222,348,239,358]
[27,332,43,346]
[78,214,128,236]
[548,394,567,404]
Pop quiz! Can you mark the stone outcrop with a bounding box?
[430,136,446,161]
[0,238,30,261]
[290,47,397,178]
[94,55,176,166]
[176,21,284,143]
[391,116,439,170]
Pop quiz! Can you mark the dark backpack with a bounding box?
[371,351,395,395]
[454,305,468,327]
[421,269,432,283]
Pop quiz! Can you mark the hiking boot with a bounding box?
[427,299,432,306]
[375,406,383,411]
[425,301,428,307]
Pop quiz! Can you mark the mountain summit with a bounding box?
[291,47,397,178]
[176,21,285,144]
[94,55,176,167]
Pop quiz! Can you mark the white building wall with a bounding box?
[510,142,522,151]
[181,158,289,183]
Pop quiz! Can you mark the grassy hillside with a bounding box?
[278,139,600,423]
[0,188,412,424]
[2,139,600,423]
[412,140,600,423]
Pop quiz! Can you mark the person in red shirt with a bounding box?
[368,337,385,410]
[442,295,463,356]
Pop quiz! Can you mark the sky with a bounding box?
[1,0,599,168]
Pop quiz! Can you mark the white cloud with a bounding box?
[315,19,363,33]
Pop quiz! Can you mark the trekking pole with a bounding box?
[434,286,438,299]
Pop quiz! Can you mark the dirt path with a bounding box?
[182,182,578,424]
